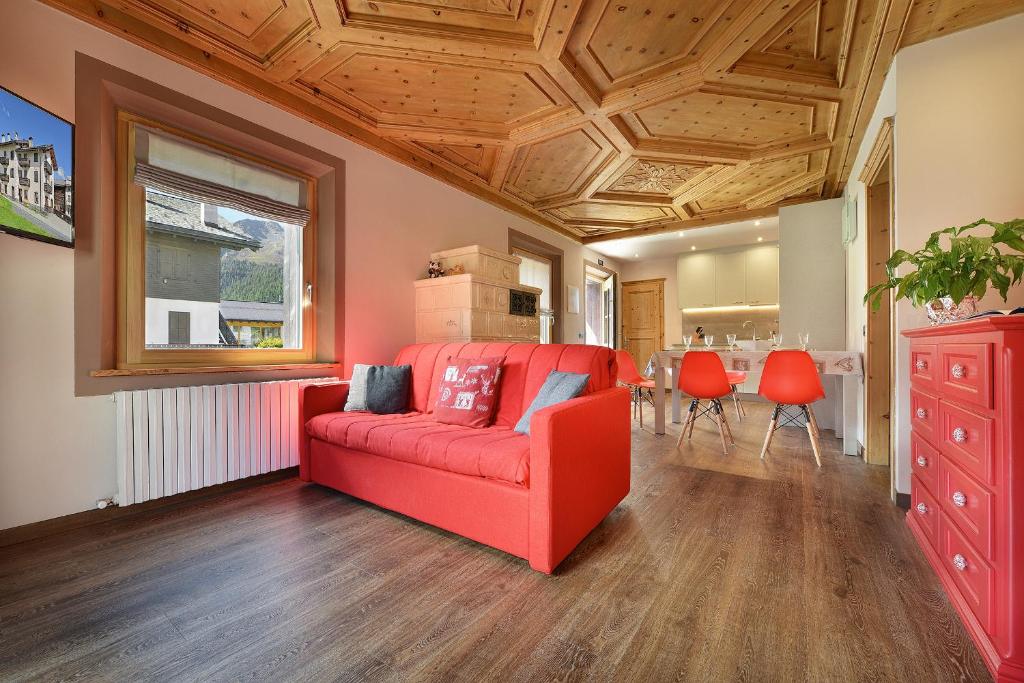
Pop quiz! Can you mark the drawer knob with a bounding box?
[952,553,967,572]
[952,491,967,507]
[915,502,928,515]
[952,427,968,444]
[915,359,928,371]
[915,407,928,419]
[951,363,966,379]
[916,455,928,468]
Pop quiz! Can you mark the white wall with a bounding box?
[843,13,1024,492]
[0,0,615,530]
[0,238,115,529]
[779,198,846,351]
[145,299,220,345]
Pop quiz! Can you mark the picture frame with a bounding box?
[0,84,75,248]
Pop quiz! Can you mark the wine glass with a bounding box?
[683,335,693,351]
[726,333,737,351]
[773,333,782,348]
[799,332,810,351]
[704,335,714,349]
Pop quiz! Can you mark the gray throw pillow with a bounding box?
[365,364,412,415]
[514,371,590,435]
[344,364,371,411]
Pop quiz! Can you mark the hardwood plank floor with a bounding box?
[0,401,991,681]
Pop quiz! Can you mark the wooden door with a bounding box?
[621,279,664,372]
[862,118,895,485]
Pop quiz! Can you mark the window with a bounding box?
[116,111,316,369]
[514,248,554,344]
[33,170,38,181]
[585,265,616,349]
[168,311,191,345]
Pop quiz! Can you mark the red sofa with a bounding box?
[299,342,631,573]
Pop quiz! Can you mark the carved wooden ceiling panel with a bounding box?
[45,0,1024,242]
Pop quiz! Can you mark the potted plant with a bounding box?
[864,218,1024,324]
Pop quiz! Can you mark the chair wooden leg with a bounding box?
[713,403,729,455]
[687,400,698,439]
[677,399,696,448]
[719,400,736,445]
[807,405,820,437]
[760,404,781,459]
[730,387,743,421]
[803,405,823,467]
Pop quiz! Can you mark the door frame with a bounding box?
[509,229,563,343]
[621,278,665,367]
[860,116,896,494]
[584,259,619,347]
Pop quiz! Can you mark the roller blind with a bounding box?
[515,250,552,311]
[132,125,310,226]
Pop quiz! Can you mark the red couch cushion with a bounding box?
[433,357,504,428]
[306,411,530,486]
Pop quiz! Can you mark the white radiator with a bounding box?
[114,378,333,506]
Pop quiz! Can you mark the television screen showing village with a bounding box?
[0,87,73,246]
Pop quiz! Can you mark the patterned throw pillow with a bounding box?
[434,357,505,428]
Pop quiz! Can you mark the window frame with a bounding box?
[115,110,317,370]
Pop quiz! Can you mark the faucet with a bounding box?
[743,320,757,341]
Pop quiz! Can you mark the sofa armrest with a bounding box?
[298,382,349,481]
[528,386,631,573]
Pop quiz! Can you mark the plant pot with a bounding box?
[925,295,979,325]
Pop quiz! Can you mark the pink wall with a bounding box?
[0,0,617,530]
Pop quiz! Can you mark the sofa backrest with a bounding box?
[393,343,619,428]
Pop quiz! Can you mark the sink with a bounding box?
[735,340,774,351]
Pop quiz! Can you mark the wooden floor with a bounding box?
[1,401,991,682]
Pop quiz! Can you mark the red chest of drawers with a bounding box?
[904,319,1024,682]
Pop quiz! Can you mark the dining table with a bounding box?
[645,347,864,451]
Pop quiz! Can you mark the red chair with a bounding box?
[726,370,747,421]
[757,350,825,466]
[675,351,735,454]
[615,349,656,428]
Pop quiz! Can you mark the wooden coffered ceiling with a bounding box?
[44,0,1023,242]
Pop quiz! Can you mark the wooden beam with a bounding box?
[580,206,778,243]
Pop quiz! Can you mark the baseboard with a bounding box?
[0,467,298,549]
[895,492,911,510]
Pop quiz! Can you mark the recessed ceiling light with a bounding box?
[633,253,639,258]
[690,245,697,251]
[754,220,761,226]
[757,236,764,242]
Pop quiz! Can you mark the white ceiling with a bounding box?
[588,216,780,262]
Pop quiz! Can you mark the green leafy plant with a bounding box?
[864,218,1024,311]
[256,336,284,348]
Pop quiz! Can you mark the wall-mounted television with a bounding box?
[0,85,74,247]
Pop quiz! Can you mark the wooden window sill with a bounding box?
[91,363,341,377]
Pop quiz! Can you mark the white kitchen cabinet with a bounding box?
[676,253,716,309]
[745,245,779,305]
[676,244,780,310]
[714,250,747,306]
